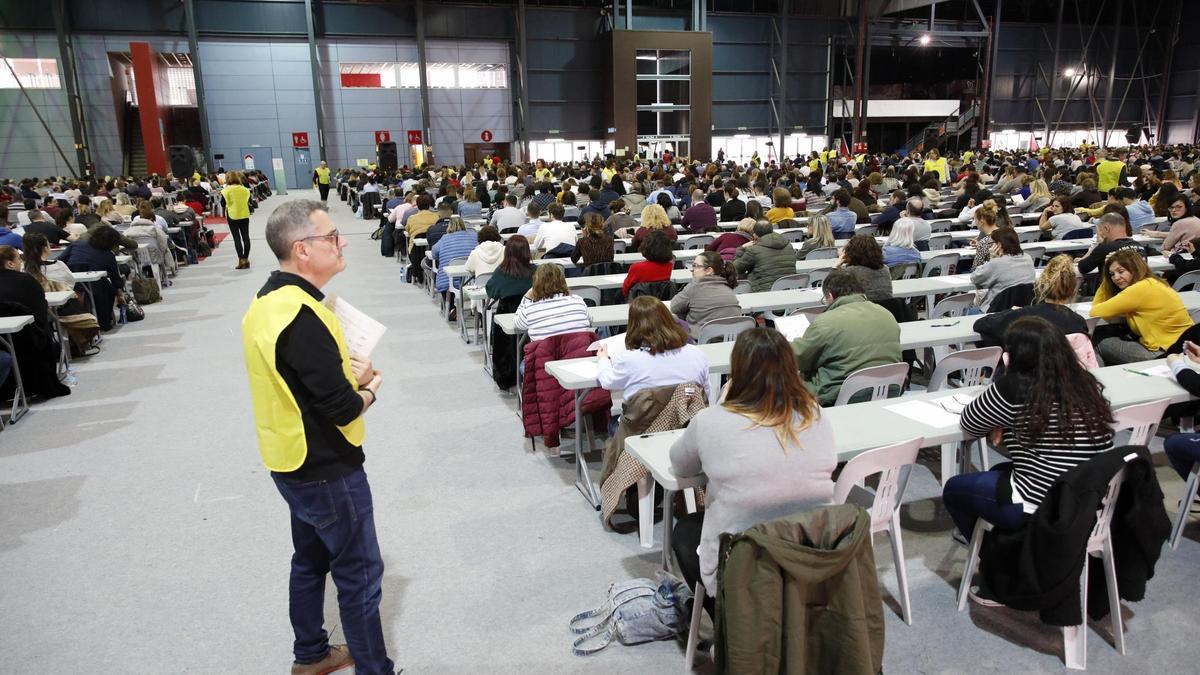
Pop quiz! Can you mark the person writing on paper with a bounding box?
[791,269,901,405]
[241,200,394,675]
[670,251,742,338]
[596,296,710,402]
[670,327,836,610]
[970,227,1035,313]
[1089,249,1192,365]
[943,317,1114,553]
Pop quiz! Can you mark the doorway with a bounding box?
[292,148,311,190]
[239,146,274,177]
[464,143,509,167]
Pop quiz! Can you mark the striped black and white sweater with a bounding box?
[959,374,1114,512]
[513,293,593,342]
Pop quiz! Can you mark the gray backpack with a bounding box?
[569,571,693,655]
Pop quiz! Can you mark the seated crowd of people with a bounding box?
[0,170,260,418]
[331,144,1200,665]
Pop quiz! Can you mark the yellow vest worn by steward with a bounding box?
[315,166,330,185]
[1096,159,1124,192]
[242,284,364,471]
[924,157,947,183]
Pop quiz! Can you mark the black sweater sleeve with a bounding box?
[277,306,363,427]
[1176,368,1200,398]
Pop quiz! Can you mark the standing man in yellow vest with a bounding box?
[1094,150,1128,193]
[242,200,394,675]
[312,160,331,202]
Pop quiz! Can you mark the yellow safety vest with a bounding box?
[808,158,820,171]
[1096,159,1124,192]
[924,157,948,183]
[242,285,364,472]
[963,151,974,163]
[315,166,330,185]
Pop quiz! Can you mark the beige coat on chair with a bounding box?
[599,381,708,528]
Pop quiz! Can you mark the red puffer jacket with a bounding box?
[521,330,611,448]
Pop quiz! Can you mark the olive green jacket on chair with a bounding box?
[715,504,885,675]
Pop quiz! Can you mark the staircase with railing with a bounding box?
[902,102,979,154]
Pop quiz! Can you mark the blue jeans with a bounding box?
[942,469,1028,538]
[272,468,394,674]
[1164,433,1200,480]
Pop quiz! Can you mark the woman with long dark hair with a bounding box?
[484,235,534,301]
[670,326,836,606]
[943,316,1115,542]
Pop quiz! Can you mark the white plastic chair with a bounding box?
[928,292,976,320]
[1110,398,1171,446]
[1173,270,1200,292]
[770,273,810,292]
[1018,228,1043,243]
[855,224,878,237]
[922,252,959,278]
[808,268,831,288]
[683,235,714,250]
[1023,246,1046,267]
[957,467,1131,670]
[780,228,806,243]
[733,279,751,294]
[926,347,1002,484]
[926,346,1001,392]
[613,240,627,254]
[574,285,602,308]
[807,246,839,260]
[833,436,925,625]
[890,262,920,280]
[927,233,952,251]
[696,315,755,344]
[834,362,910,406]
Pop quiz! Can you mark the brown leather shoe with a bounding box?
[291,644,354,675]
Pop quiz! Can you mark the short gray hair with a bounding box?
[1098,212,1127,232]
[266,199,327,261]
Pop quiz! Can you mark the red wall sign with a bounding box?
[481,130,493,142]
[292,132,309,148]
[853,142,868,153]
[407,130,423,145]
[980,139,992,149]
[375,130,391,144]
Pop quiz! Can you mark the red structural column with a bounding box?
[130,42,170,175]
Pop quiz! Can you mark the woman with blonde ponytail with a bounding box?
[973,254,1090,349]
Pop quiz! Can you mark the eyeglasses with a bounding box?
[296,229,341,245]
[690,261,710,270]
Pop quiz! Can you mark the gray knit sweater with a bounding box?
[970,253,1036,310]
[670,275,743,338]
[669,406,837,590]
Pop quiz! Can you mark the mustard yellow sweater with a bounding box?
[1091,278,1192,351]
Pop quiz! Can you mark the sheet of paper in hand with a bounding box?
[325,295,387,356]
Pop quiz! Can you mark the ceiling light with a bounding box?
[919,35,931,46]
[1064,67,1076,77]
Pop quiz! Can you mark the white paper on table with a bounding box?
[1011,193,1025,205]
[326,296,387,356]
[930,393,976,415]
[773,314,811,341]
[555,360,599,381]
[884,399,964,428]
[1139,364,1174,379]
[1073,302,1093,315]
[927,274,972,286]
[588,332,628,357]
